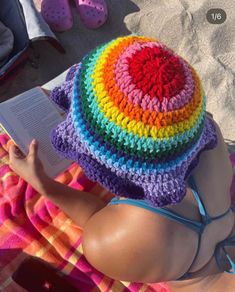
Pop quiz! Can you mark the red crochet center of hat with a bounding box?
[128,46,186,102]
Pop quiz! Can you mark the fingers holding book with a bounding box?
[9,139,47,189]
[9,142,25,159]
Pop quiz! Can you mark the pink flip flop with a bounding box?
[75,0,108,29]
[41,0,73,32]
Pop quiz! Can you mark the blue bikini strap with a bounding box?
[177,234,202,280]
[188,176,210,223]
[215,235,235,274]
[189,176,232,223]
[109,197,204,234]
[109,176,231,235]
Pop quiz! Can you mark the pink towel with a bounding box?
[0,133,169,291]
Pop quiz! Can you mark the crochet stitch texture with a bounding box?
[50,36,217,207]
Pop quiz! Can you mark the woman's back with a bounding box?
[168,118,234,275]
[82,118,234,283]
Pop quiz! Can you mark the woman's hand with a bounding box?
[9,139,48,190]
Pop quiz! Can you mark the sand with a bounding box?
[0,0,234,147]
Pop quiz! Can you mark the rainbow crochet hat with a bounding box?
[51,36,217,207]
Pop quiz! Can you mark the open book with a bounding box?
[0,87,71,178]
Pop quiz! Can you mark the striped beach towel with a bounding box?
[0,133,169,292]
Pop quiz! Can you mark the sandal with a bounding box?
[41,0,73,32]
[75,0,108,29]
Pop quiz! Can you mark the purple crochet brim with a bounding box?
[50,64,78,113]
[51,109,217,207]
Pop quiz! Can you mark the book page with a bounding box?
[0,87,71,178]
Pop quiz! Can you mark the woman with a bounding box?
[8,36,235,290]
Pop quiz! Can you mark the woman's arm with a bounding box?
[38,175,106,228]
[35,174,106,228]
[8,140,106,228]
